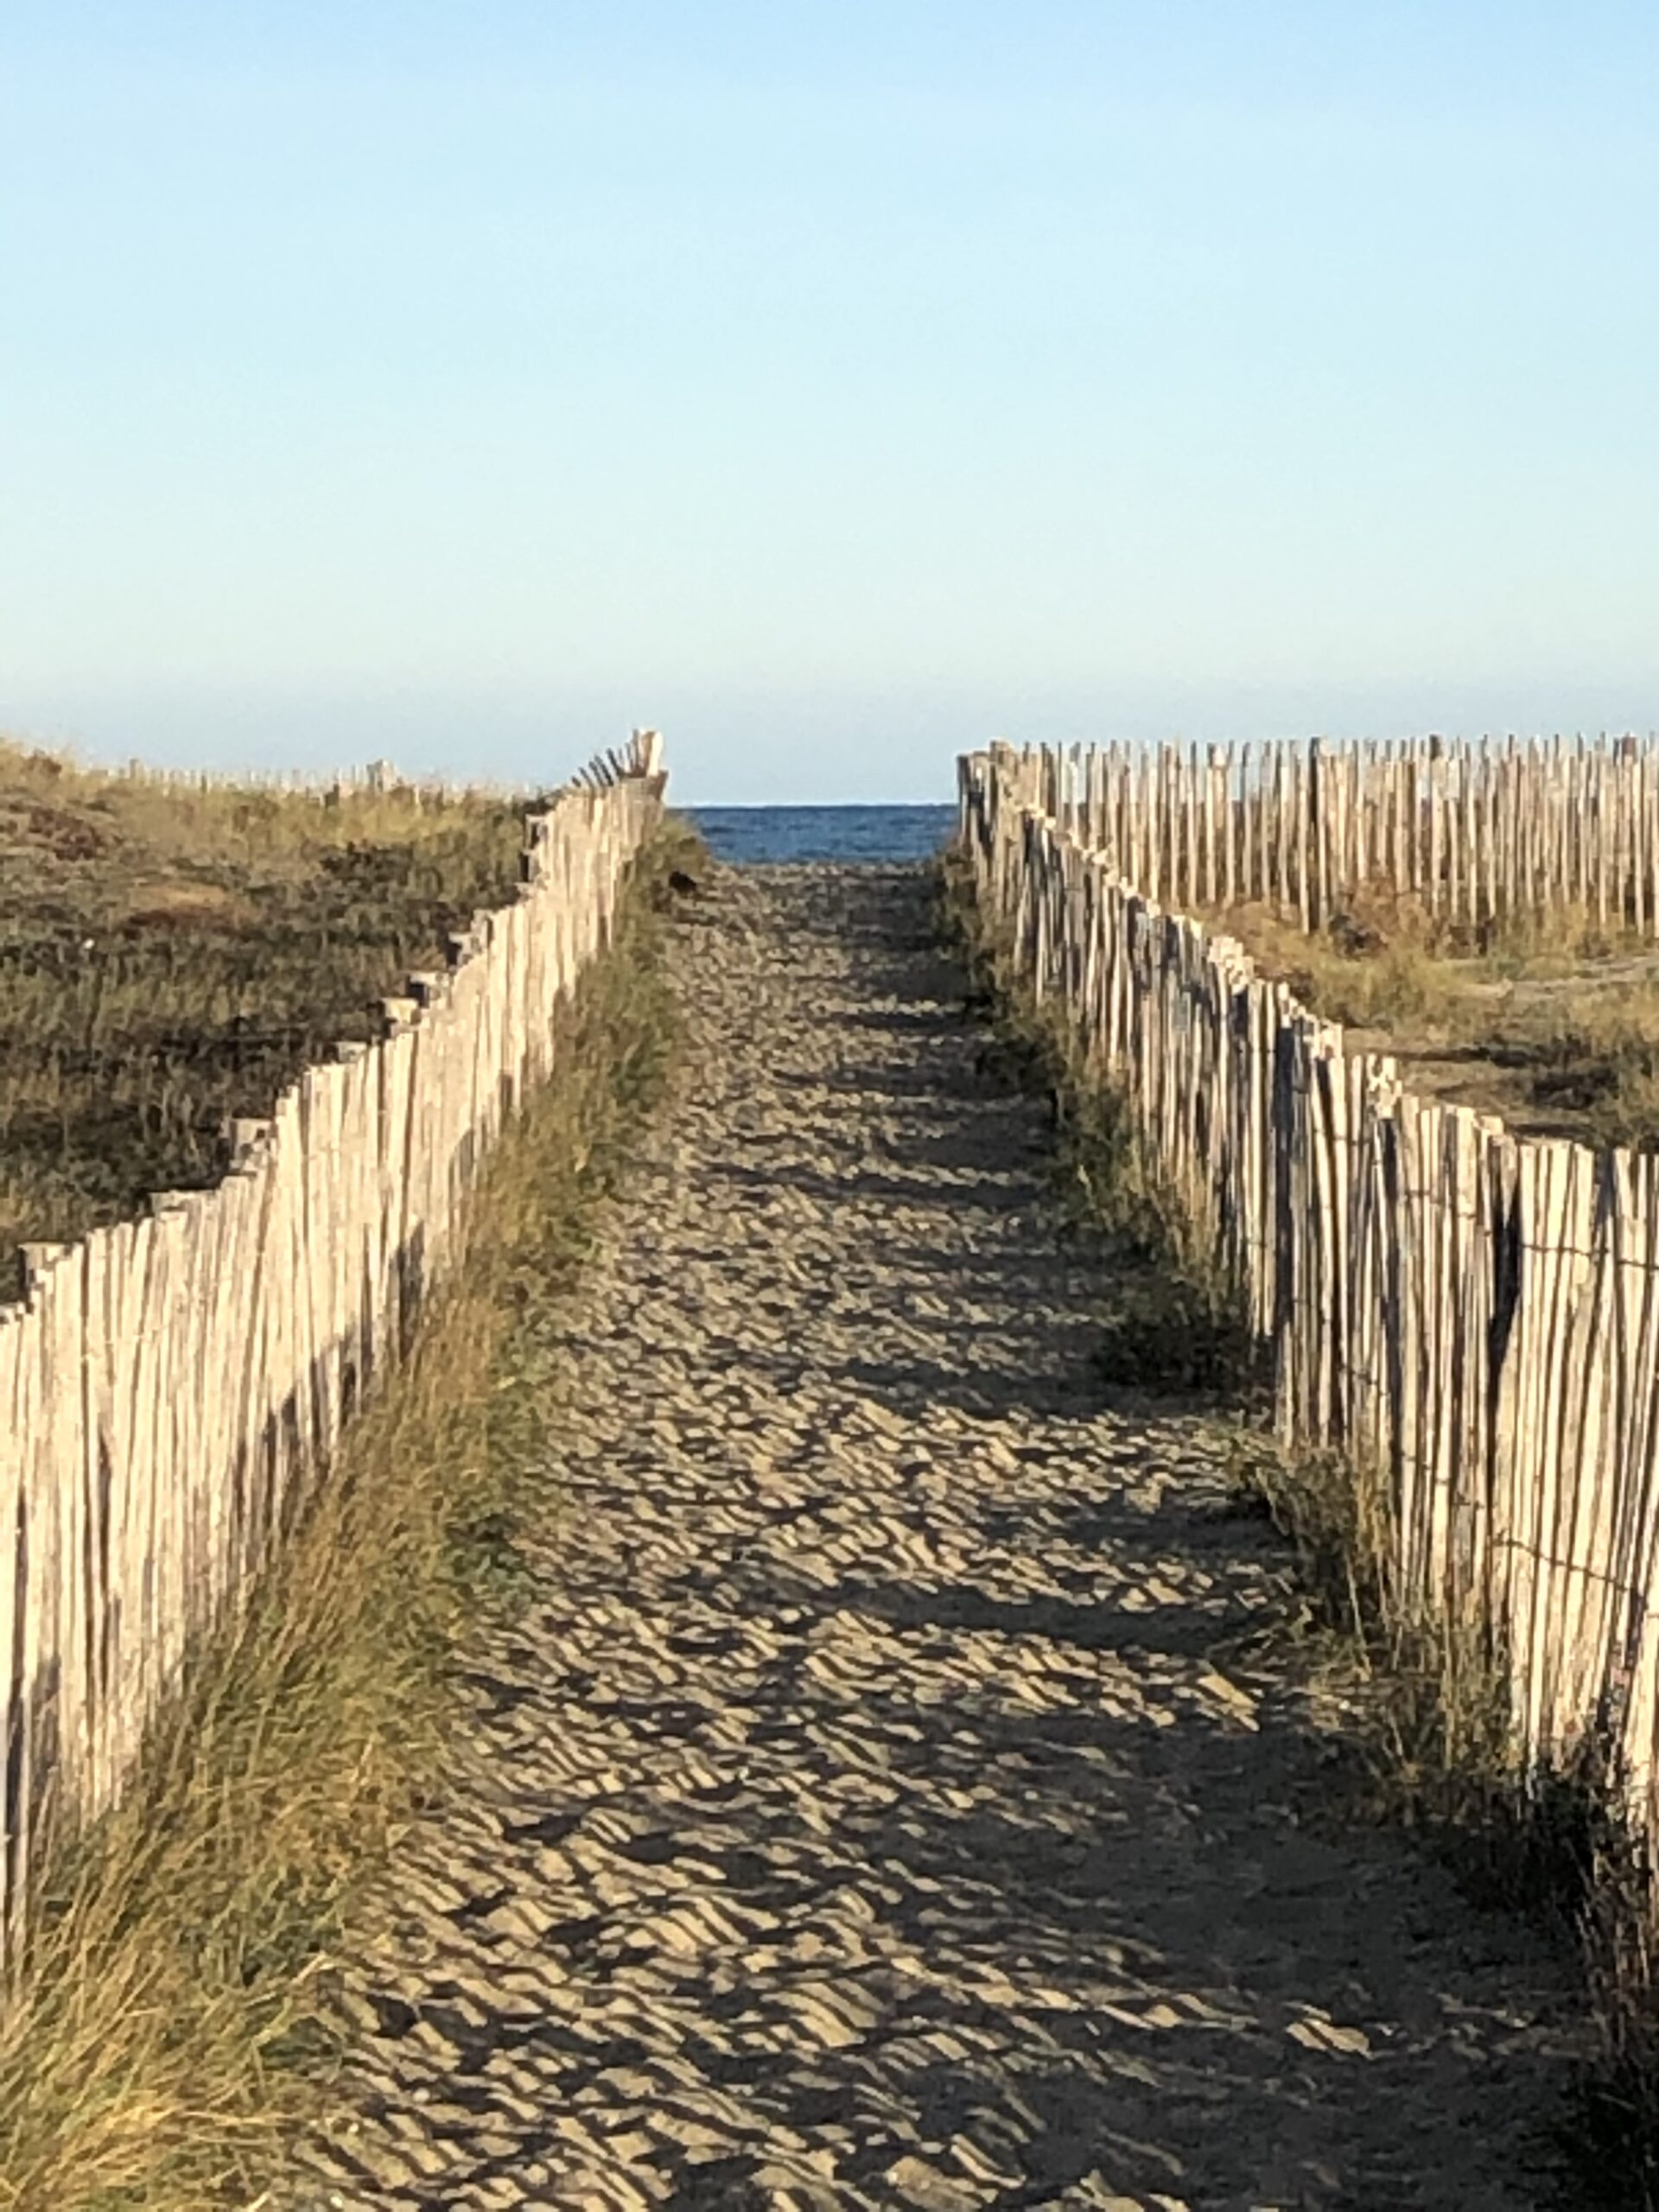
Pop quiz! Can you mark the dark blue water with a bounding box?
[688,804,957,865]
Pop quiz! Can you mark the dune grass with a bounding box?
[1195,880,1659,1153]
[0,816,702,2212]
[0,738,540,1304]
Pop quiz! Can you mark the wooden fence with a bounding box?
[105,755,537,806]
[0,730,666,1975]
[961,737,1659,1849]
[1009,729,1659,933]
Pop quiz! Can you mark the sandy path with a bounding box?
[289,863,1584,2212]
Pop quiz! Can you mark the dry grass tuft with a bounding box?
[1479,990,1659,1154]
[118,881,260,932]
[1206,890,1464,1035]
[0,816,701,2212]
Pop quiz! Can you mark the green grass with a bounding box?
[0,816,702,2212]
[0,737,539,1304]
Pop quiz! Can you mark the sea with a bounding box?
[687,804,957,866]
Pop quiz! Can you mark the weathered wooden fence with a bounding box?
[107,754,537,806]
[0,730,666,1974]
[1013,729,1659,933]
[962,737,1659,1850]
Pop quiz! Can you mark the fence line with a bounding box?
[105,756,536,806]
[999,730,1659,933]
[0,729,666,1978]
[961,738,1659,1851]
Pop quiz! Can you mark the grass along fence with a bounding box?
[0,730,665,1984]
[1014,728,1659,935]
[960,737,1659,1866]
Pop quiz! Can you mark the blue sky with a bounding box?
[4,3,1656,802]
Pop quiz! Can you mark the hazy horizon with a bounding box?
[7,4,1657,806]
